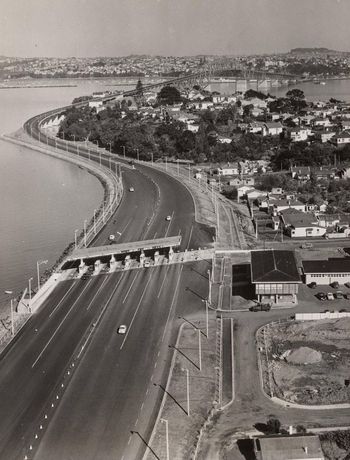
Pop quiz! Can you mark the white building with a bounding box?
[303,258,350,285]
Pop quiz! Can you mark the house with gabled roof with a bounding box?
[250,249,301,304]
[333,130,350,146]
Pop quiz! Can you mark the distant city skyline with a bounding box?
[1,0,349,58]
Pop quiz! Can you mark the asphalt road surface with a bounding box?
[0,119,213,459]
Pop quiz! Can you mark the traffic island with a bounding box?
[146,318,218,460]
[257,318,350,406]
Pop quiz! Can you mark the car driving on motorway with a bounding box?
[117,325,127,334]
[129,187,134,192]
[166,215,171,221]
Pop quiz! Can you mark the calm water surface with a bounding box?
[0,81,115,310]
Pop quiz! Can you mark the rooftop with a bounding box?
[251,250,301,283]
[257,434,324,460]
[302,257,350,274]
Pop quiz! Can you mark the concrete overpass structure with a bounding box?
[63,236,182,271]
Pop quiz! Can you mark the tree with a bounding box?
[135,79,144,98]
[157,86,182,105]
[266,418,281,434]
[244,89,267,100]
[286,88,305,100]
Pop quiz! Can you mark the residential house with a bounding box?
[333,130,350,146]
[288,127,311,142]
[248,121,265,134]
[228,177,255,187]
[290,166,311,181]
[250,250,301,304]
[281,209,326,238]
[312,117,332,128]
[312,167,336,181]
[217,135,232,144]
[237,185,256,200]
[273,199,306,214]
[263,122,283,136]
[215,164,239,176]
[314,130,336,143]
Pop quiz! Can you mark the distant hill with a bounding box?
[290,47,347,55]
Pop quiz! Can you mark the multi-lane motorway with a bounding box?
[0,123,213,459]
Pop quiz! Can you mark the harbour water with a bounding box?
[0,76,348,310]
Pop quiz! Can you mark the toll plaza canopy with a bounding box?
[67,236,182,262]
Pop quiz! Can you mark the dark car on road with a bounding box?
[308,282,317,289]
[316,292,327,301]
[334,291,344,299]
[330,281,340,289]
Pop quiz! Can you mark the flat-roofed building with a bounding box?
[254,434,325,460]
[250,250,301,304]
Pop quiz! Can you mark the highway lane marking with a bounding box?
[77,274,125,359]
[146,387,149,395]
[122,272,139,303]
[48,283,77,318]
[157,265,169,298]
[154,361,158,369]
[164,210,175,238]
[32,281,92,368]
[128,436,132,445]
[120,217,132,235]
[187,224,194,250]
[86,277,108,310]
[120,274,152,350]
[141,402,144,410]
[153,231,157,239]
[161,265,183,342]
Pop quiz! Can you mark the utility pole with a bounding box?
[198,328,202,371]
[182,367,190,416]
[123,145,126,158]
[84,220,87,247]
[74,229,79,249]
[207,269,212,305]
[205,300,209,338]
[94,209,97,235]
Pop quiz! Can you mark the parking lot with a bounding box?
[297,283,350,312]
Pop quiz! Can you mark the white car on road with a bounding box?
[166,215,171,221]
[117,325,127,334]
[129,187,134,192]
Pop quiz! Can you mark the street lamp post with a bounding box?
[4,290,15,337]
[93,209,97,235]
[28,277,33,303]
[207,269,212,305]
[181,367,190,416]
[36,260,48,291]
[198,328,202,371]
[160,418,169,460]
[84,220,87,247]
[122,145,126,158]
[205,300,209,338]
[74,229,79,249]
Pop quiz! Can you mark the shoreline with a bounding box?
[0,129,123,313]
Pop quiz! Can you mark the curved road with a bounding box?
[0,115,213,459]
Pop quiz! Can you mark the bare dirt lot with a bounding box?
[265,319,350,405]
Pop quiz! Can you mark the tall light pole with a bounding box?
[84,220,87,247]
[36,260,48,291]
[4,290,15,337]
[122,145,126,158]
[108,142,112,154]
[207,269,212,305]
[181,367,190,416]
[28,277,33,303]
[74,229,79,249]
[205,300,209,338]
[198,328,202,371]
[93,209,97,235]
[160,418,169,460]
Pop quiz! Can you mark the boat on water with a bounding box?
[313,80,326,85]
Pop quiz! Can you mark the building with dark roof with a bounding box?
[302,257,350,285]
[254,434,325,460]
[251,250,301,304]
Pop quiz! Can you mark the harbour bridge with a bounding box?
[124,58,302,96]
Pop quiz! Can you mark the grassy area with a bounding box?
[147,318,218,460]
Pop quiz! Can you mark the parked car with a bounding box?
[316,292,327,301]
[327,292,334,300]
[166,215,172,221]
[308,282,317,289]
[340,309,349,312]
[330,281,340,289]
[301,242,313,249]
[334,291,344,299]
[345,282,350,288]
[129,187,135,192]
[343,293,350,300]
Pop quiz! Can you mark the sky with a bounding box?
[1,0,350,57]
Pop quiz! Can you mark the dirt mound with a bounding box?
[286,346,322,365]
